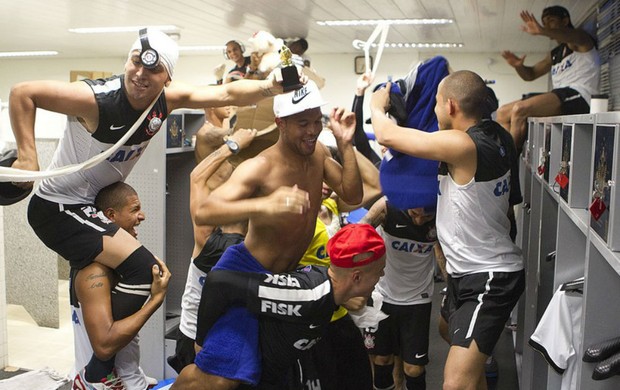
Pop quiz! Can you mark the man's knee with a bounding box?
[372,354,394,365]
[403,363,425,378]
[511,101,531,121]
[496,103,514,124]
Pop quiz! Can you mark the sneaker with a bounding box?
[72,368,127,390]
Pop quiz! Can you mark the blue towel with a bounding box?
[379,56,449,210]
[193,243,268,385]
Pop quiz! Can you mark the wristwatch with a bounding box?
[225,139,240,154]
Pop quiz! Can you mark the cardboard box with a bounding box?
[70,70,112,82]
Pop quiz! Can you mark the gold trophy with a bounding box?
[279,45,303,92]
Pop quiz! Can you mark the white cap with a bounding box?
[273,80,327,118]
[128,29,179,80]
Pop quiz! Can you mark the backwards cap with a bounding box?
[273,80,327,118]
[129,28,179,80]
[327,224,386,268]
[542,6,573,28]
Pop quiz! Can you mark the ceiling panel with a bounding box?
[0,0,598,60]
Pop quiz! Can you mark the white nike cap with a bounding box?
[273,80,328,118]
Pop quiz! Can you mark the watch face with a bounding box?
[227,139,239,153]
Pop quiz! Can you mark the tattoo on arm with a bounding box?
[86,272,107,290]
[260,86,276,97]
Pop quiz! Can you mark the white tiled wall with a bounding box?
[0,206,7,368]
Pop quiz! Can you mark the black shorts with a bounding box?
[27,194,119,270]
[363,302,432,366]
[311,314,373,390]
[550,87,590,115]
[447,270,524,356]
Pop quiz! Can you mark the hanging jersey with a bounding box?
[551,44,600,104]
[37,75,168,204]
[529,287,583,390]
[436,120,523,276]
[375,204,437,305]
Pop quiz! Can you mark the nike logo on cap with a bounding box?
[110,125,125,131]
[291,85,311,104]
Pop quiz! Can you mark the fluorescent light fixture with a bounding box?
[0,50,59,58]
[178,45,226,52]
[352,40,463,49]
[69,25,179,33]
[317,18,453,26]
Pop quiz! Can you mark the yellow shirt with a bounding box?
[300,198,348,321]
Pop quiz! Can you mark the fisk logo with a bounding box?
[261,300,302,316]
[264,274,301,288]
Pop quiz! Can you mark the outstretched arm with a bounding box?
[520,10,595,51]
[166,69,307,111]
[370,82,475,165]
[359,196,387,227]
[189,129,257,252]
[337,150,382,212]
[351,72,381,165]
[501,50,552,81]
[324,107,363,206]
[9,80,98,184]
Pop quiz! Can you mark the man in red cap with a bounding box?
[172,223,386,389]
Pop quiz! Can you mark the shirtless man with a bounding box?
[174,79,363,388]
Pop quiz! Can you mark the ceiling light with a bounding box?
[178,45,226,52]
[0,51,59,58]
[317,18,453,26]
[352,40,463,50]
[69,25,179,33]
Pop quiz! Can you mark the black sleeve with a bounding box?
[195,268,335,346]
[352,94,382,166]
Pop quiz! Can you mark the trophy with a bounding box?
[279,45,302,92]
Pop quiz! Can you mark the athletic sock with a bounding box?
[84,355,115,383]
[373,363,395,390]
[405,371,426,390]
[111,245,157,320]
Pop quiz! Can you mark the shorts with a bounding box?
[447,270,524,356]
[311,314,373,390]
[27,194,119,270]
[194,242,268,386]
[440,287,453,323]
[363,302,432,366]
[550,87,590,115]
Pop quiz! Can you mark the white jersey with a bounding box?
[437,121,523,276]
[179,262,206,339]
[375,204,437,305]
[71,305,149,390]
[529,287,583,390]
[36,75,168,205]
[551,44,600,104]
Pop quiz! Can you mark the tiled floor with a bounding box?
[6,280,74,377]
